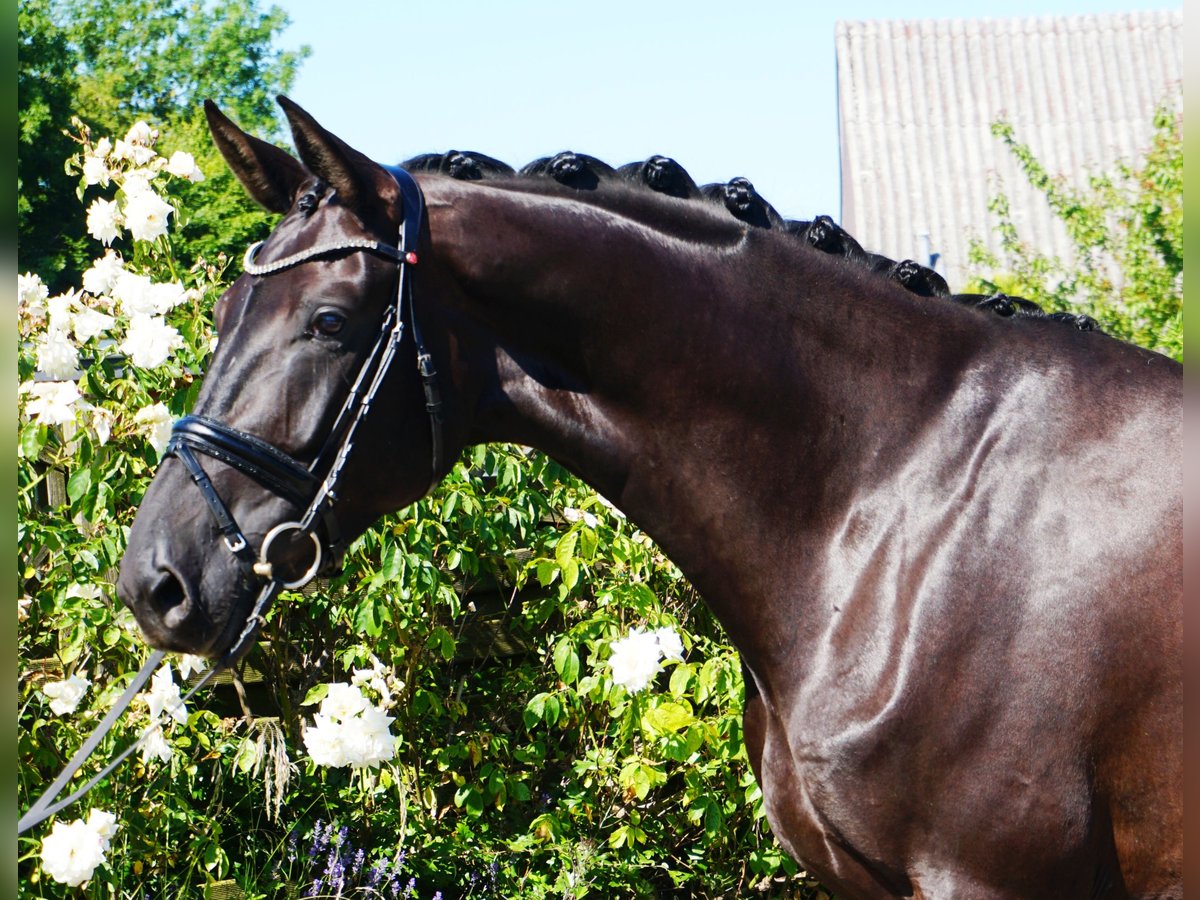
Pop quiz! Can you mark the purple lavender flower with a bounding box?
[336,824,349,847]
[308,819,325,858]
[367,864,385,888]
[352,847,365,878]
[403,876,417,897]
[287,827,300,863]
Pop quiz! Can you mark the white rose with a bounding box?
[81,250,126,296]
[93,137,112,159]
[608,627,664,693]
[141,664,187,725]
[123,189,172,242]
[120,170,154,198]
[303,683,396,768]
[82,155,110,187]
[42,674,90,715]
[320,683,372,720]
[124,120,155,146]
[89,406,114,445]
[23,381,84,426]
[133,402,174,453]
[72,307,117,343]
[35,330,81,380]
[39,818,108,886]
[176,654,207,681]
[111,271,156,316]
[138,722,173,763]
[86,197,122,246]
[339,704,396,767]
[166,150,204,182]
[120,314,182,369]
[303,713,348,767]
[563,506,598,528]
[85,809,119,845]
[18,272,49,315]
[45,292,77,334]
[65,583,103,601]
[148,280,187,314]
[654,627,685,662]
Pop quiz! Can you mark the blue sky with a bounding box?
[273,1,1178,222]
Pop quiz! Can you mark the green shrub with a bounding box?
[17,121,819,899]
[967,100,1183,362]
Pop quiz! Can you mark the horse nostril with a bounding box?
[151,571,191,629]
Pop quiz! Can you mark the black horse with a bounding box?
[117,99,1183,899]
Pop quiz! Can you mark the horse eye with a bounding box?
[311,310,346,336]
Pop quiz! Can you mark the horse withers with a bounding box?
[117,98,1183,898]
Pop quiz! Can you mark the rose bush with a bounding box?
[18,121,816,898]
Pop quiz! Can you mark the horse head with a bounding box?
[117,98,454,657]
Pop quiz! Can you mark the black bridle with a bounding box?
[170,164,441,592]
[19,166,441,836]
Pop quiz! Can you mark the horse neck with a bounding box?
[425,179,989,660]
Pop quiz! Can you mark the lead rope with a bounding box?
[17,575,284,836]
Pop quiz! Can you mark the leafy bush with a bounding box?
[967,100,1183,362]
[17,123,822,898]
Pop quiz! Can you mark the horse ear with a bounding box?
[204,100,307,214]
[277,95,400,218]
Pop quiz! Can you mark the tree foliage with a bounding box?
[17,0,308,290]
[18,0,85,286]
[967,100,1183,361]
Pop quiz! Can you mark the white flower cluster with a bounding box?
[81,123,203,246]
[136,663,190,763]
[39,808,118,887]
[608,625,685,693]
[302,683,397,769]
[350,654,403,709]
[17,121,204,449]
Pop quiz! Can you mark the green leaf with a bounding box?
[669,663,694,699]
[523,692,548,729]
[234,738,258,774]
[534,558,559,587]
[555,529,578,568]
[642,700,694,735]
[454,785,484,817]
[301,684,329,707]
[66,467,92,503]
[552,638,579,684]
[560,559,580,591]
[20,423,47,460]
[352,596,387,638]
[579,525,598,560]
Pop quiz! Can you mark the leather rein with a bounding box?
[19,166,440,835]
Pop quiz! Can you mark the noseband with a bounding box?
[168,165,442,612]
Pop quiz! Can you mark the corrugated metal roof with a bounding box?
[835,10,1182,290]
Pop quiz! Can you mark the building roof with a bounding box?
[834,9,1182,290]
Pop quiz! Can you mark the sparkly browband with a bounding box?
[242,238,411,276]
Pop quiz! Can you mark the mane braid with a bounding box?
[396,150,1097,334]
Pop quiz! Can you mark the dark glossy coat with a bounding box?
[118,99,1183,899]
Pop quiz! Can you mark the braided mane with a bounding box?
[401,150,1098,332]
